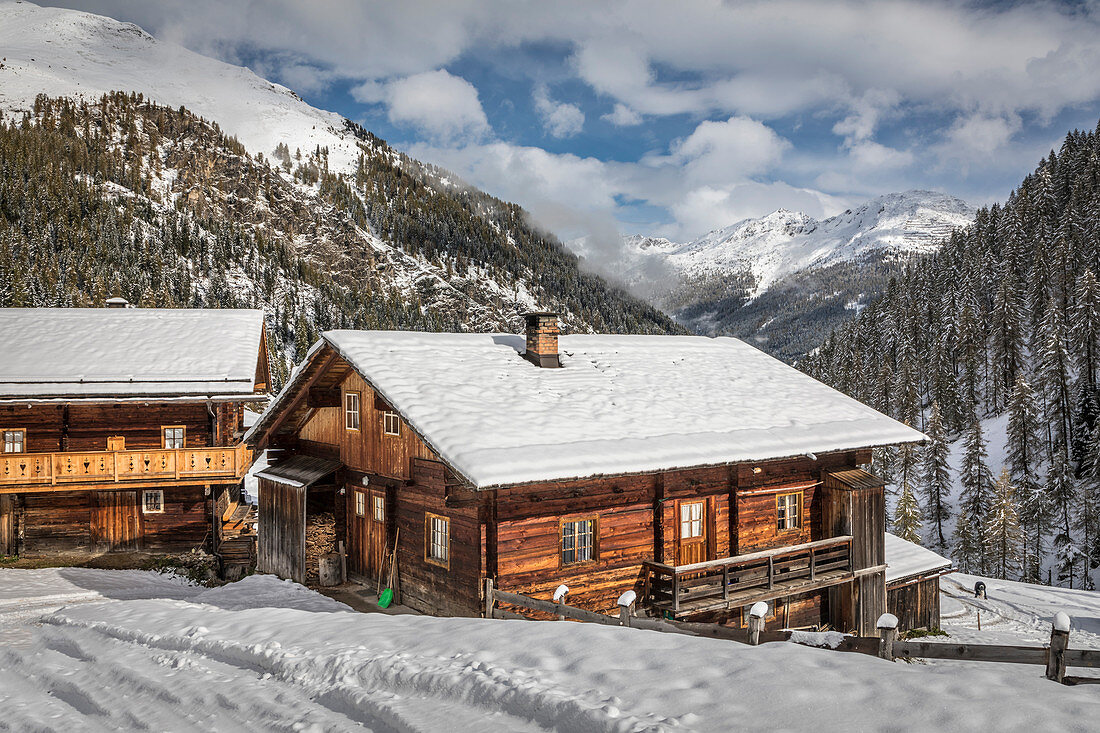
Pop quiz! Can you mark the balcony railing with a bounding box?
[0,444,252,490]
[643,535,854,618]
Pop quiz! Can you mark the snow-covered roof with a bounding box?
[0,308,266,399]
[253,330,926,488]
[884,533,953,584]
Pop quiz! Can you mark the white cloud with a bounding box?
[670,183,849,235]
[602,103,642,126]
[662,116,790,186]
[533,85,585,138]
[352,70,489,143]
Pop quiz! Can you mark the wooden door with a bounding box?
[677,499,707,565]
[366,490,387,578]
[0,495,15,555]
[347,487,369,576]
[347,487,387,580]
[92,491,140,552]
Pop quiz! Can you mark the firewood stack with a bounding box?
[305,512,336,585]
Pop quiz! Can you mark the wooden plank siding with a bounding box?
[17,486,209,555]
[257,477,306,583]
[887,576,942,632]
[297,371,436,481]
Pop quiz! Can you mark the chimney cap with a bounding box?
[523,311,559,318]
[105,297,130,308]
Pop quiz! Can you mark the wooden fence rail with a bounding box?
[485,580,1100,686]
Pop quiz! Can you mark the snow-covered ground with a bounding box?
[2,568,1099,731]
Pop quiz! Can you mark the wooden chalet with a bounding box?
[246,314,926,634]
[0,305,269,565]
[884,532,953,632]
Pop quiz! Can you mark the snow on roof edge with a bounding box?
[884,532,953,584]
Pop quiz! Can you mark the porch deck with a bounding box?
[643,535,857,618]
[0,444,251,493]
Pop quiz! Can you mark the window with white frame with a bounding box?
[345,391,361,431]
[162,426,185,449]
[143,490,164,514]
[561,517,596,564]
[372,494,385,522]
[777,491,802,531]
[355,490,366,517]
[680,501,704,540]
[383,410,400,436]
[3,429,25,453]
[426,513,449,566]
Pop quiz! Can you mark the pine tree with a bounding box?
[984,469,1024,580]
[1046,450,1080,587]
[893,481,923,544]
[955,419,993,574]
[921,401,953,552]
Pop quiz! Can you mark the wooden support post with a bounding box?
[877,613,898,662]
[748,601,768,646]
[672,573,681,614]
[767,556,774,590]
[809,547,816,582]
[483,578,495,619]
[618,590,637,627]
[554,584,570,621]
[722,565,730,602]
[1047,612,1070,684]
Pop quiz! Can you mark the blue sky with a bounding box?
[46,1,1100,243]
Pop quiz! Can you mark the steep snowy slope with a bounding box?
[0,0,362,176]
[619,190,975,299]
[0,0,676,380]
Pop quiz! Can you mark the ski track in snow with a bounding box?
[939,573,1100,651]
[0,596,667,732]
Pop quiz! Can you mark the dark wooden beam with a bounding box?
[307,387,341,408]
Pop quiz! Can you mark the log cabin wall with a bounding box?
[395,459,481,617]
[494,472,659,615]
[492,452,869,617]
[18,485,210,555]
[733,451,869,554]
[0,401,246,454]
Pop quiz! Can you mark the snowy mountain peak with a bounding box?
[0,0,362,176]
[615,189,975,299]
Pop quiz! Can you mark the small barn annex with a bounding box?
[884,532,954,632]
[0,306,269,564]
[246,314,926,634]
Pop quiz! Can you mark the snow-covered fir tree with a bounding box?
[802,120,1100,588]
[921,401,953,552]
[985,469,1024,581]
[955,419,994,573]
[893,481,923,545]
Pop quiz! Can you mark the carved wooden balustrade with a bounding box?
[0,443,252,492]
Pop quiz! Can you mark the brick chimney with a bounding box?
[524,312,560,368]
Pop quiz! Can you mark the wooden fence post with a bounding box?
[554,584,570,621]
[877,613,898,662]
[1047,612,1070,684]
[483,578,495,619]
[748,601,768,645]
[618,590,637,627]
